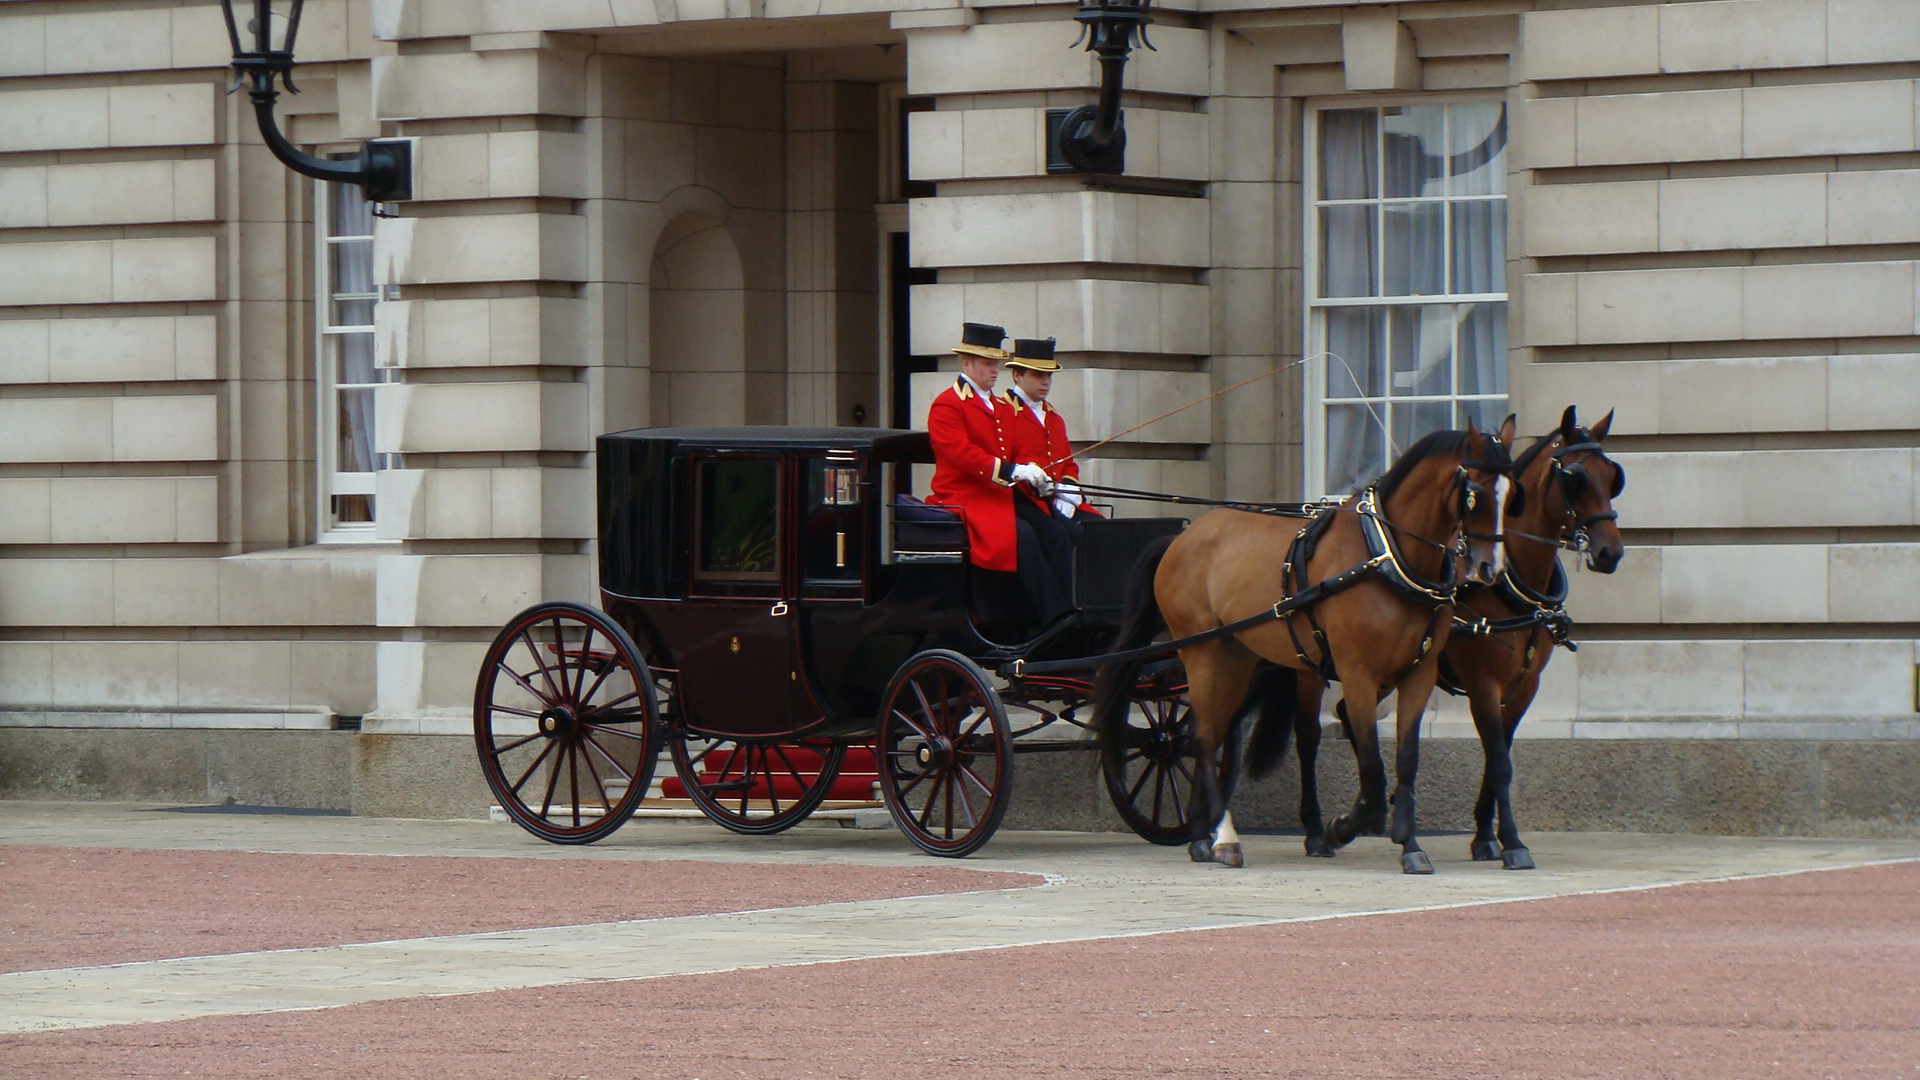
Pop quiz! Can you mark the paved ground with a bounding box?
[0,802,1916,1078]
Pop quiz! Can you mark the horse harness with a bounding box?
[1277,483,1464,689]
[1437,436,1623,704]
[1006,469,1493,680]
[1440,557,1574,706]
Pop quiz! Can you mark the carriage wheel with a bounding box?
[474,601,658,845]
[1102,693,1240,846]
[668,734,848,835]
[876,650,1013,858]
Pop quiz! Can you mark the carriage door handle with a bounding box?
[770,601,789,617]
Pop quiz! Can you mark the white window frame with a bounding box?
[315,174,390,540]
[1301,96,1511,499]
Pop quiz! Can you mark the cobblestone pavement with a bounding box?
[1,802,1916,1078]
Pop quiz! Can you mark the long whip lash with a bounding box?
[1045,356,1311,469]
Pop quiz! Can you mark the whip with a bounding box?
[1044,356,1308,470]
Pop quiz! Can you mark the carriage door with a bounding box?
[674,453,810,738]
[802,452,866,597]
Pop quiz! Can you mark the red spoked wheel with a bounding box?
[473,601,658,845]
[667,735,848,835]
[876,650,1013,858]
[1102,693,1239,846]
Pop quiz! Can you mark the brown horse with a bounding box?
[1447,406,1625,869]
[1256,408,1624,872]
[1093,421,1515,872]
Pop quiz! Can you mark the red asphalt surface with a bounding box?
[0,846,1040,973]
[1,856,1915,1079]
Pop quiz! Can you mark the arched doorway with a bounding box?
[649,212,747,427]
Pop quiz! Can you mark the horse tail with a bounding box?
[1244,664,1300,779]
[1091,533,1176,771]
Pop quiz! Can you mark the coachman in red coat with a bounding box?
[927,324,1074,626]
[1000,336,1101,522]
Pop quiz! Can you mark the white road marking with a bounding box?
[1,849,1912,1035]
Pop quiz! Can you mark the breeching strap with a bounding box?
[1003,551,1392,678]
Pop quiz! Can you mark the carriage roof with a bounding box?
[600,426,931,459]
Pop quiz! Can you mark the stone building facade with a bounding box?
[0,0,1914,833]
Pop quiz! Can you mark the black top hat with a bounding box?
[953,322,1010,360]
[1003,337,1060,372]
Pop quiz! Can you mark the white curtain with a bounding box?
[1319,103,1509,493]
[1320,110,1382,493]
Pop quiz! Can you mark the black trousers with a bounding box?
[1013,496,1077,625]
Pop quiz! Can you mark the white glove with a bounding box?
[1052,480,1083,519]
[1010,462,1053,497]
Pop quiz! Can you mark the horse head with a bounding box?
[1457,416,1514,586]
[1552,405,1625,572]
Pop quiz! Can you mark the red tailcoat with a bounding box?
[1003,390,1100,517]
[928,377,1021,572]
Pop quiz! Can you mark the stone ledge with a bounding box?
[0,709,334,731]
[3,730,1914,839]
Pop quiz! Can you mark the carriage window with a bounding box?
[1306,101,1509,497]
[804,458,867,586]
[696,458,780,581]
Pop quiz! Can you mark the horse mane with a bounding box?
[1509,430,1559,478]
[1374,428,1510,502]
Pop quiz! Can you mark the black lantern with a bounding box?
[1050,0,1154,175]
[220,0,412,201]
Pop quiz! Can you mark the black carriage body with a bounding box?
[596,426,1184,743]
[599,427,978,742]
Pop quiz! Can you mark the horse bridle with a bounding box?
[1369,463,1507,566]
[1499,439,1624,558]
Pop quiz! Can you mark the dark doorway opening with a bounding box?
[888,230,938,429]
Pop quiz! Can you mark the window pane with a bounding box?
[1447,102,1508,197]
[337,387,377,473]
[330,239,373,302]
[1318,109,1377,200]
[1325,403,1385,495]
[698,459,780,578]
[1382,202,1444,296]
[1457,302,1508,396]
[1450,201,1506,294]
[331,494,375,524]
[1324,307,1386,398]
[330,185,374,236]
[1391,399,1453,459]
[1389,306,1452,397]
[335,333,377,385]
[1318,205,1377,297]
[1459,398,1509,436]
[1382,105,1447,199]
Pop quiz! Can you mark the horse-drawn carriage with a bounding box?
[475,411,1624,871]
[473,425,1214,857]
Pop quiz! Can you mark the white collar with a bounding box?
[1008,384,1045,421]
[958,373,997,412]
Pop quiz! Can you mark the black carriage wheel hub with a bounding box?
[916,736,953,768]
[538,706,577,739]
[1142,727,1176,762]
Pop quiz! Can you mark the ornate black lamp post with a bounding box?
[220,0,413,201]
[1051,0,1154,175]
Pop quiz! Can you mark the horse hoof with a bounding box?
[1470,839,1501,862]
[1502,848,1536,871]
[1188,841,1215,863]
[1401,851,1434,875]
[1325,820,1357,849]
[1303,836,1335,858]
[1215,843,1244,869]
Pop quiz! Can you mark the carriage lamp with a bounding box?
[1048,0,1154,175]
[220,0,413,201]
